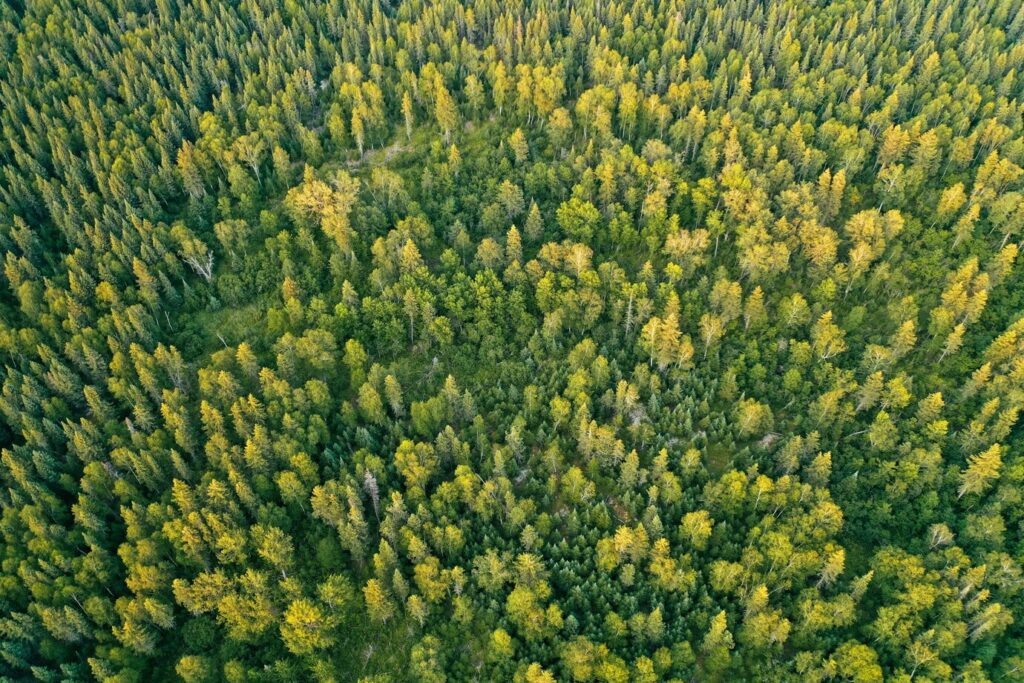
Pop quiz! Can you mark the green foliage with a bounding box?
[0,0,1023,680]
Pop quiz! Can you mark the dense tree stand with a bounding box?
[0,0,1023,681]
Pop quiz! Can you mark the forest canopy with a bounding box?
[1,0,1024,681]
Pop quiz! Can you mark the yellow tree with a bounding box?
[811,312,847,360]
[363,579,396,624]
[958,444,1003,499]
[281,599,335,655]
[434,78,459,145]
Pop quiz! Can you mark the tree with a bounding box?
[525,202,544,242]
[403,91,415,140]
[701,611,734,672]
[384,375,404,416]
[958,444,1003,499]
[177,141,207,199]
[680,510,714,550]
[811,312,847,360]
[744,287,767,330]
[281,599,335,655]
[509,128,528,164]
[934,183,966,226]
[363,579,396,624]
[829,641,883,683]
[817,548,845,588]
[171,224,215,281]
[490,628,515,663]
[435,79,459,144]
[233,133,266,184]
[639,314,692,371]
[410,635,447,683]
[497,180,525,220]
[318,575,354,611]
[176,655,213,683]
[256,526,294,578]
[699,313,725,358]
[524,663,556,683]
[736,399,773,437]
[357,384,387,425]
[556,198,601,241]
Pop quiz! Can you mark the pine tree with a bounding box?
[958,444,1003,499]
